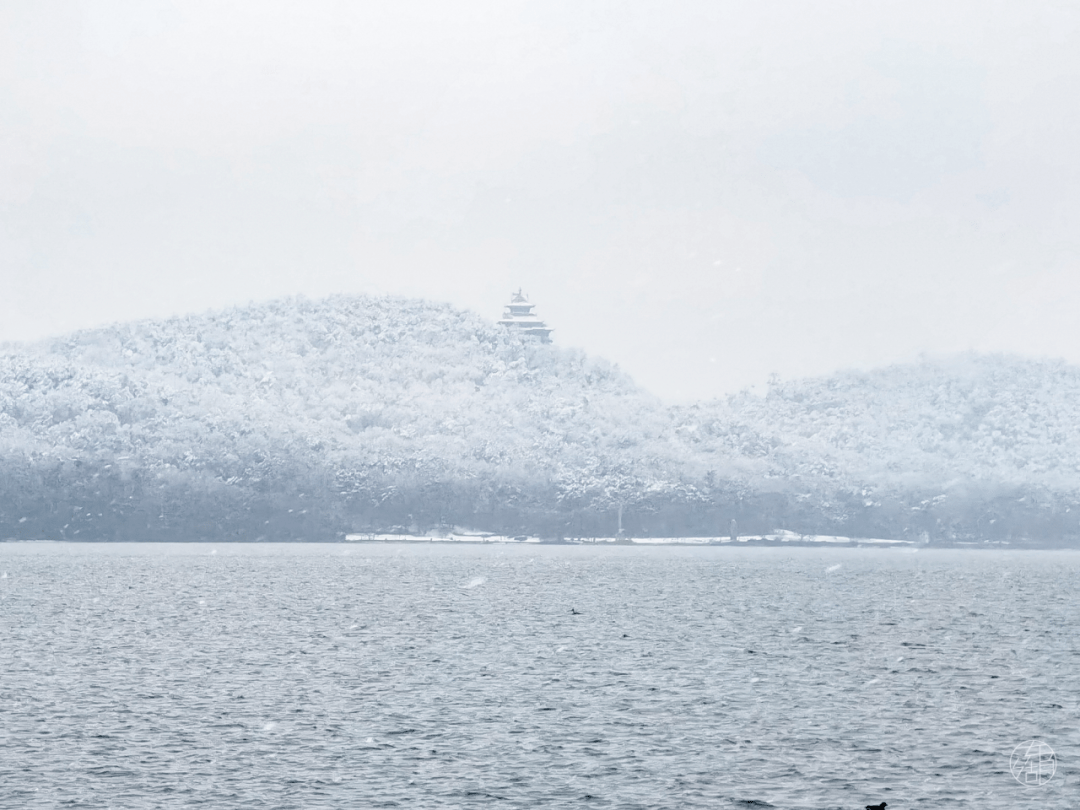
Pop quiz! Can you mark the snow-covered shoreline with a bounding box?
[343,531,914,546]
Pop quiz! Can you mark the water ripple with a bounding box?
[1,544,1078,808]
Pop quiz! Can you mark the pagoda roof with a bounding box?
[499,289,552,341]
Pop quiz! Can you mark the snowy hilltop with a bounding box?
[673,355,1080,544]
[1,295,1078,545]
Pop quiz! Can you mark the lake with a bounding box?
[1,543,1077,809]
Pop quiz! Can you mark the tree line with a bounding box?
[2,295,1078,545]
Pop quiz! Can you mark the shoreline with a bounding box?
[343,531,918,547]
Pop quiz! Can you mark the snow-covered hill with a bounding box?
[0,296,698,540]
[1,295,1078,544]
[673,355,1080,542]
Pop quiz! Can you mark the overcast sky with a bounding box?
[2,1,1079,401]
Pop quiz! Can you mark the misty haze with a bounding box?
[2,2,1079,808]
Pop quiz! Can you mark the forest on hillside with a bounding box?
[1,295,1078,545]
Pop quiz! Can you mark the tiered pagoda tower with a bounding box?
[497,289,552,342]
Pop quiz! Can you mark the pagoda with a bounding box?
[497,289,552,342]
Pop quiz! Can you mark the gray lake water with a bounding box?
[1,543,1077,809]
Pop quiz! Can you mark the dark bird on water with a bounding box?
[866,803,887,810]
[570,608,581,615]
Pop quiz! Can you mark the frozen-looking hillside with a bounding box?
[0,296,690,540]
[1,295,1078,544]
[674,355,1080,542]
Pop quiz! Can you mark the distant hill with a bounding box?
[672,355,1080,543]
[0,295,698,540]
[2,295,1079,544]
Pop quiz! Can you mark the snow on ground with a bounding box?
[343,532,913,546]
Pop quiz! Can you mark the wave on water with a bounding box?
[2,544,1078,809]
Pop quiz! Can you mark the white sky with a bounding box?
[2,0,1080,401]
